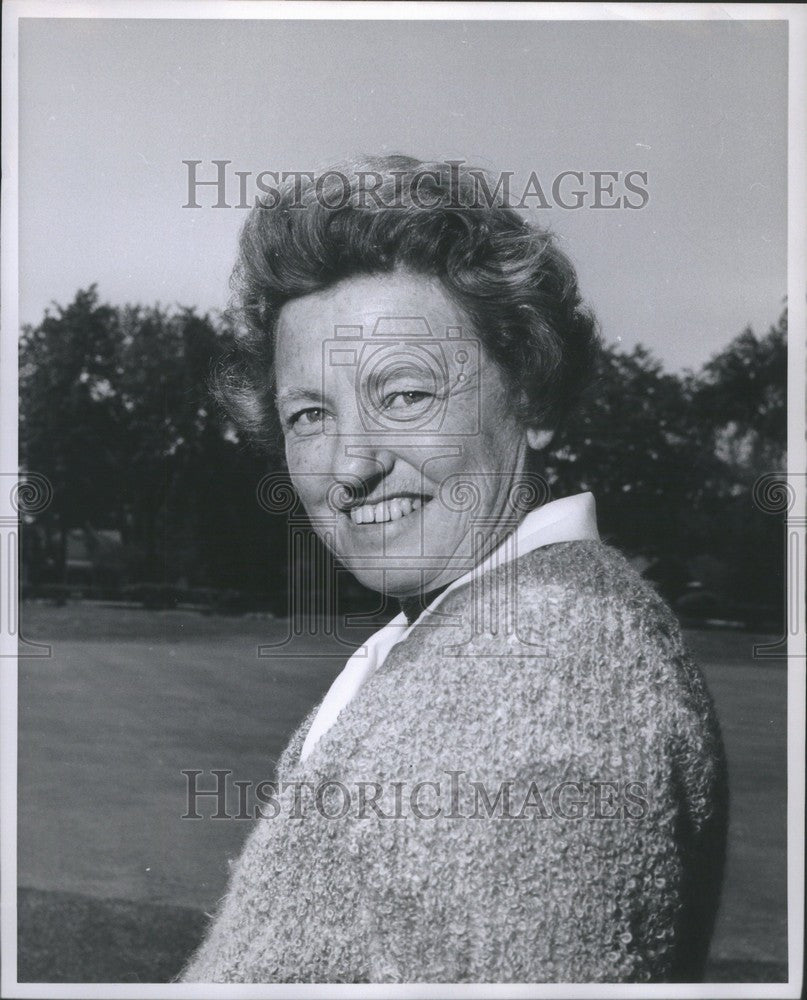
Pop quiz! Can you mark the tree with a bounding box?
[20,287,127,575]
[545,343,714,559]
[693,308,786,471]
[20,287,787,619]
[687,309,788,611]
[20,287,288,598]
[545,315,787,616]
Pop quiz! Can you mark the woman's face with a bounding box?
[275,270,542,596]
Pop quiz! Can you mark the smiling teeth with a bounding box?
[350,497,423,525]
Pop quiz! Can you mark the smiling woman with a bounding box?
[181,156,728,984]
[275,270,549,596]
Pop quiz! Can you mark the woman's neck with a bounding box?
[398,583,452,626]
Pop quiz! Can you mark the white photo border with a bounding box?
[1,3,804,998]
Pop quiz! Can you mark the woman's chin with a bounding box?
[331,505,476,597]
[345,566,437,599]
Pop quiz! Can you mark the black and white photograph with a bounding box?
[1,3,805,996]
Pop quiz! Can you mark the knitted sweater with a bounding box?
[181,540,728,983]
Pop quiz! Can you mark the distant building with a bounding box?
[65,527,125,589]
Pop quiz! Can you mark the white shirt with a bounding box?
[299,492,599,762]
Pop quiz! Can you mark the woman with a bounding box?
[182,156,727,983]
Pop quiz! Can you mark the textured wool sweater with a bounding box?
[182,540,728,983]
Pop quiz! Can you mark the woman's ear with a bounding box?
[526,427,554,450]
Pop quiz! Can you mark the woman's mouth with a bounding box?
[348,496,430,525]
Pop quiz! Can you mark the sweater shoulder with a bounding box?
[514,539,673,611]
[435,538,682,652]
[375,539,709,740]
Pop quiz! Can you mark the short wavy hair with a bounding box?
[214,155,600,451]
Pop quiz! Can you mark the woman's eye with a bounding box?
[287,408,326,434]
[385,390,432,410]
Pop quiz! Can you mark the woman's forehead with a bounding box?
[276,271,471,342]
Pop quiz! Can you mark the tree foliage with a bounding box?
[19,288,787,613]
[20,287,286,597]
[546,309,787,608]
[546,344,718,555]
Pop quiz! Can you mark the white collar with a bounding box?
[299,492,599,763]
[406,490,599,628]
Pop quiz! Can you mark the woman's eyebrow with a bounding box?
[275,387,325,406]
[372,362,431,379]
[365,362,443,389]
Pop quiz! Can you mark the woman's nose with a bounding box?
[331,442,396,501]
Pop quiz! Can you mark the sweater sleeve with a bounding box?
[347,587,727,983]
[176,545,727,984]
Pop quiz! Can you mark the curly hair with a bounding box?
[213,155,600,451]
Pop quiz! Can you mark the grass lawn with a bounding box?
[15,602,789,982]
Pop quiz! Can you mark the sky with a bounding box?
[17,15,788,373]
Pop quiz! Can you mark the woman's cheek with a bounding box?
[285,433,319,472]
[286,436,331,510]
